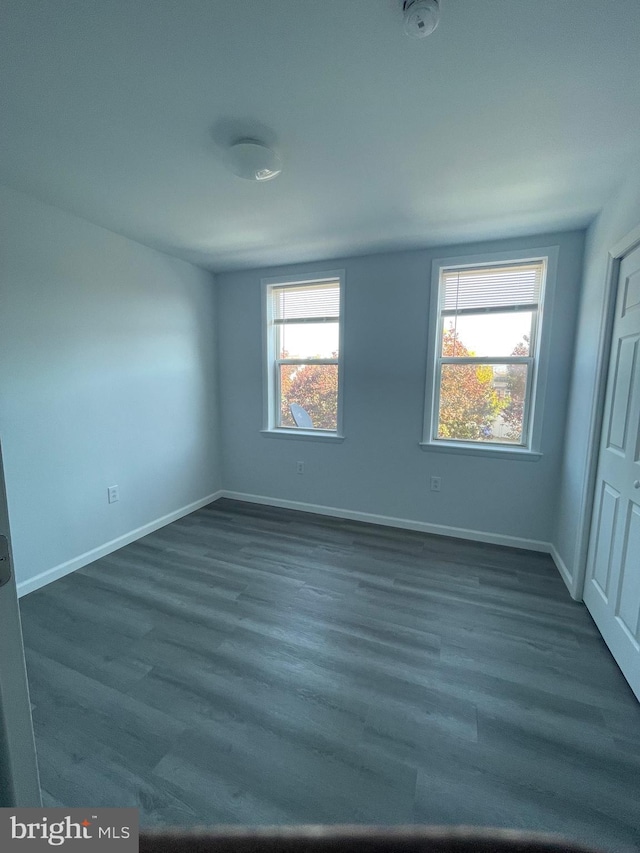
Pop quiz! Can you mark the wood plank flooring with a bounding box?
[19,499,640,852]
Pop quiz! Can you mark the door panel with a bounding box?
[584,242,640,701]
[616,503,640,641]
[606,336,637,452]
[592,482,619,601]
[622,267,640,316]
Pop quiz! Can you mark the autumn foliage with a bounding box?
[438,327,503,440]
[280,358,338,430]
[501,336,529,441]
[277,328,527,440]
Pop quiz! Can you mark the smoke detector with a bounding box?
[403,0,440,38]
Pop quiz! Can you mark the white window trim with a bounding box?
[421,245,559,458]
[261,269,346,439]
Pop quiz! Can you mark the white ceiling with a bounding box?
[2,0,640,272]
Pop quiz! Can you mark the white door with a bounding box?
[584,242,640,702]
[0,440,41,805]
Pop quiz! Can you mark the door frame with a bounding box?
[572,223,640,600]
[0,439,41,806]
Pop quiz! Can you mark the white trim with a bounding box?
[0,440,41,806]
[569,254,619,600]
[16,490,224,598]
[220,490,551,553]
[609,223,640,259]
[419,441,541,461]
[570,222,640,600]
[16,485,571,598]
[261,270,346,287]
[549,544,577,599]
[260,429,345,442]
[262,269,346,436]
[423,246,559,455]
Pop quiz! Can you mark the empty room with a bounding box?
[1,1,640,851]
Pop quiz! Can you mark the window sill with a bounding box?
[261,429,345,443]
[419,441,542,461]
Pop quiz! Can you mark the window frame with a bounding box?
[422,246,559,458]
[262,270,346,439]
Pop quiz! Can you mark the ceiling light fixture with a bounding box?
[403,0,440,38]
[224,139,282,182]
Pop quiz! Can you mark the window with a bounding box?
[263,271,344,435]
[424,250,555,453]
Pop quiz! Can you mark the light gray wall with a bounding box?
[217,230,584,547]
[554,160,640,589]
[0,186,221,590]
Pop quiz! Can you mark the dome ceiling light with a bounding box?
[224,139,282,182]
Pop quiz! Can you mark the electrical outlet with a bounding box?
[430,476,441,492]
[296,461,305,474]
[107,485,120,503]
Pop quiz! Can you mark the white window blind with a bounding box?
[442,262,544,313]
[273,282,340,322]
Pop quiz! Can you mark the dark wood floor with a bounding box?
[19,499,640,851]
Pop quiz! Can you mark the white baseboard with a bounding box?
[17,490,224,598]
[220,490,552,553]
[18,488,573,598]
[549,543,578,599]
